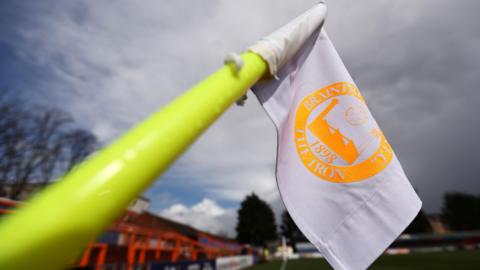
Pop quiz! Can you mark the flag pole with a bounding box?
[0,3,326,270]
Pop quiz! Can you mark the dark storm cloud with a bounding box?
[327,0,480,211]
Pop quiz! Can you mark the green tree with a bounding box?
[280,210,306,251]
[442,192,480,231]
[404,209,432,234]
[236,193,277,246]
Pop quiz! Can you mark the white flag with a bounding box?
[251,29,421,269]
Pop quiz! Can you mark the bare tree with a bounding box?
[63,129,97,172]
[0,92,97,200]
[9,107,72,199]
[0,91,23,190]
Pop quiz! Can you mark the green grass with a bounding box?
[248,250,480,270]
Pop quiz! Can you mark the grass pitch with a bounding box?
[248,250,480,270]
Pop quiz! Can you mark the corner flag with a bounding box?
[251,18,421,270]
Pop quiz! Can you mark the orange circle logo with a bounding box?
[294,82,393,183]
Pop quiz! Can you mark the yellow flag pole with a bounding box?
[0,52,267,270]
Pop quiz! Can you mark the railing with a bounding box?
[0,198,19,215]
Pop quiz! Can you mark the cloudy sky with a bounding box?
[1,0,479,237]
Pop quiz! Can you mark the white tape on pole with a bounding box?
[248,2,327,76]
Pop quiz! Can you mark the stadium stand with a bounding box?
[0,197,252,270]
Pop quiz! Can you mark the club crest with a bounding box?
[294,82,393,183]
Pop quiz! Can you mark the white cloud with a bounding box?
[159,198,237,238]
